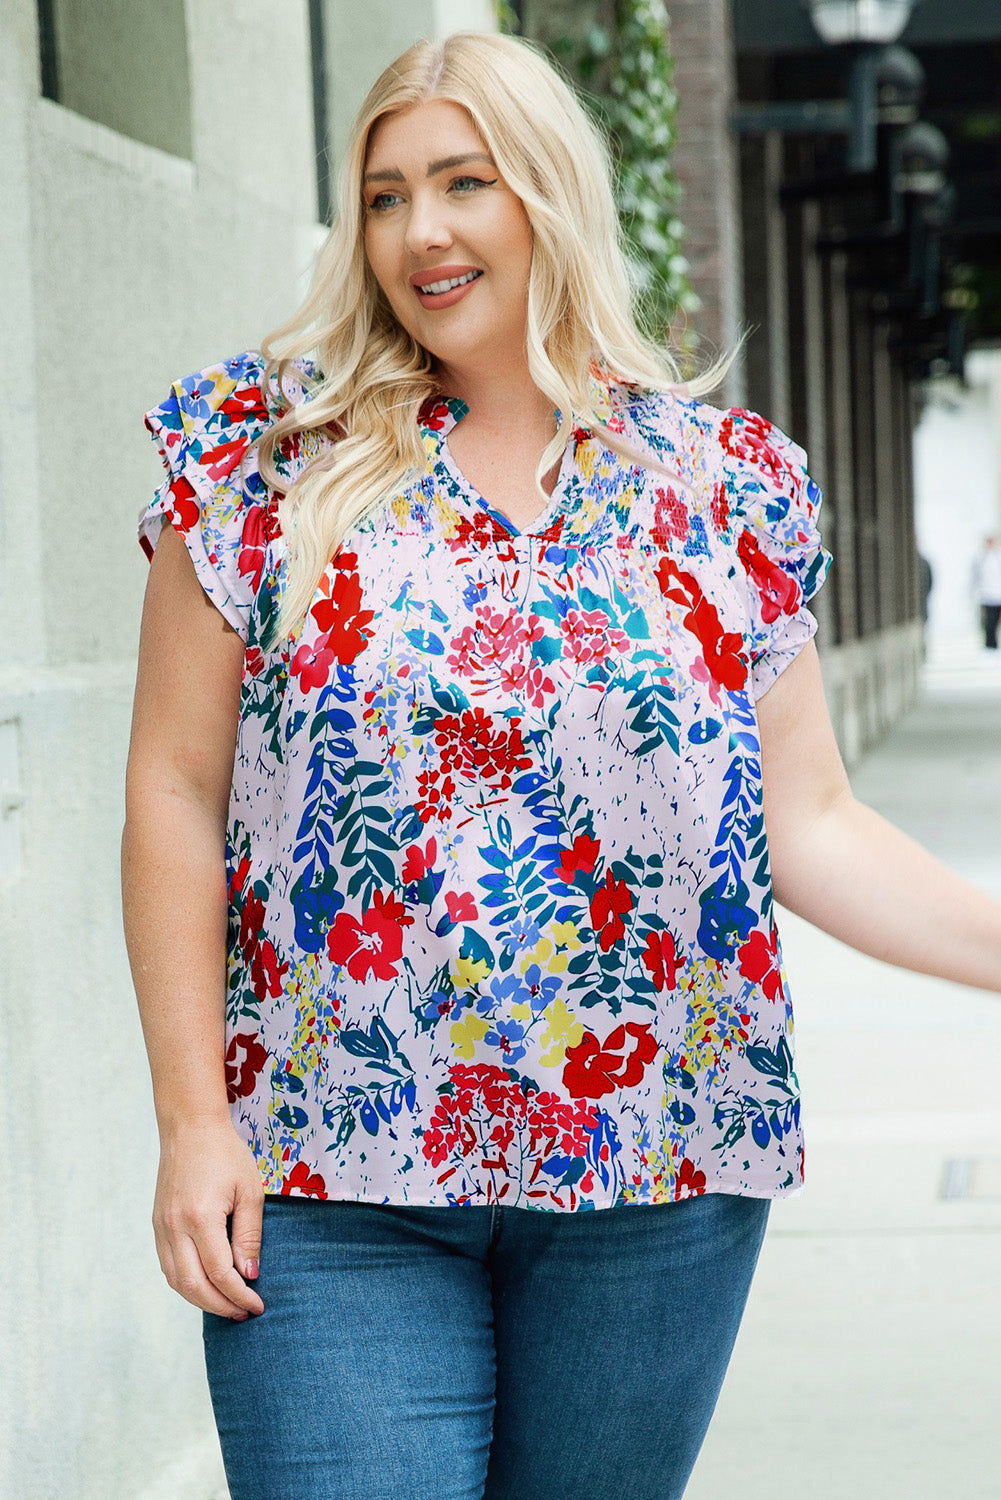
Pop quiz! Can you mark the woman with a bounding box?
[122,31,1001,1500]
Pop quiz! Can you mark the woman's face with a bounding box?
[362,99,534,381]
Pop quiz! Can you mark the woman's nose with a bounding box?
[404,191,452,255]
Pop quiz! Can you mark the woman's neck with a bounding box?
[436,359,555,437]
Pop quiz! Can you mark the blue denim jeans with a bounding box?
[204,1193,768,1500]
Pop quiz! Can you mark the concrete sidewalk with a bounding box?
[686,637,1001,1500]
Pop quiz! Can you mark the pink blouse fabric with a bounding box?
[141,351,829,1211]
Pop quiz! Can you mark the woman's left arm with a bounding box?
[758,641,1001,994]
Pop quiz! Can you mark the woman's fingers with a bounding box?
[192,1215,266,1317]
[229,1178,264,1286]
[152,1125,267,1317]
[171,1230,257,1320]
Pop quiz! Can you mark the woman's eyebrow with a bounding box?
[425,151,495,175]
[363,152,495,185]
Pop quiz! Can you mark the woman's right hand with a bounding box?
[153,1119,266,1320]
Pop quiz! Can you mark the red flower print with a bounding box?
[446,508,509,555]
[711,480,729,533]
[250,939,289,1000]
[416,709,533,824]
[651,485,690,548]
[200,439,246,483]
[369,887,414,928]
[655,557,748,691]
[491,654,557,709]
[446,607,545,694]
[218,386,269,425]
[244,646,265,678]
[559,608,630,668]
[687,596,748,691]
[310,552,375,664]
[562,1022,658,1099]
[237,505,268,592]
[239,890,266,958]
[445,890,478,923]
[737,529,801,625]
[225,1031,268,1101]
[167,474,200,533]
[418,398,451,431]
[555,833,600,883]
[326,897,405,982]
[719,410,788,486]
[589,868,633,952]
[236,884,288,998]
[420,1064,600,1204]
[737,927,784,1002]
[641,929,681,991]
[281,1160,328,1199]
[229,856,252,902]
[402,837,437,883]
[674,1156,707,1200]
[290,641,336,692]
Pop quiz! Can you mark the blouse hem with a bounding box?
[260,1177,805,1210]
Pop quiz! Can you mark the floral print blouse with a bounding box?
[141,351,829,1211]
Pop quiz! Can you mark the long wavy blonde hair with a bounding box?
[259,30,709,638]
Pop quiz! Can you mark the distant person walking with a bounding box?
[974,535,1001,648]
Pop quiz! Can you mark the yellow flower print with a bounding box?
[522,920,582,978]
[511,1001,533,1023]
[538,997,584,1068]
[451,954,492,992]
[550,919,581,950]
[577,441,598,482]
[680,958,729,1068]
[520,936,557,976]
[300,427,326,463]
[520,938,548,975]
[432,491,462,539]
[450,1012,490,1059]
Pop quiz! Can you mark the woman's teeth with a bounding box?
[421,271,482,295]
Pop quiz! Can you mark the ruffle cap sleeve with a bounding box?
[141,351,277,641]
[716,408,831,698]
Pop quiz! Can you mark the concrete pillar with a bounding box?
[784,161,835,649]
[824,252,860,647]
[739,130,791,430]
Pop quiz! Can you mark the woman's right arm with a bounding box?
[122,524,265,1320]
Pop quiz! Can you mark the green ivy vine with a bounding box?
[501,0,699,347]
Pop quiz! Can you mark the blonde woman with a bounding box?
[123,31,1001,1500]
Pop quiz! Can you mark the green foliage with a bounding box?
[494,0,521,34]
[605,0,699,336]
[503,0,698,342]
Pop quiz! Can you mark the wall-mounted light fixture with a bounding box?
[803,0,919,45]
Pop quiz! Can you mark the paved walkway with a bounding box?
[686,637,1001,1500]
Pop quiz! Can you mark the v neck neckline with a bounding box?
[423,396,579,540]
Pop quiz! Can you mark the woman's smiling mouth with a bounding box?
[410,267,484,308]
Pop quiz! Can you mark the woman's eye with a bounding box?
[450,175,497,194]
[368,191,402,212]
